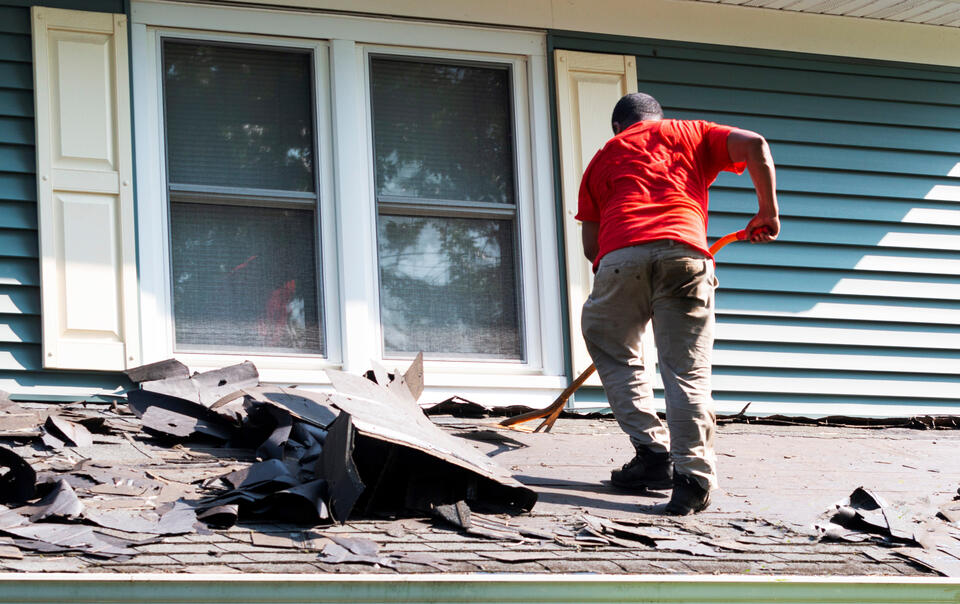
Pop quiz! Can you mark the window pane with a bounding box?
[371,58,515,205]
[170,203,323,355]
[163,41,314,191]
[378,215,522,359]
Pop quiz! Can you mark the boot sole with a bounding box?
[610,477,673,491]
[664,497,711,515]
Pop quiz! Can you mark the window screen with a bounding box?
[164,41,314,192]
[170,203,322,354]
[371,58,515,205]
[163,40,323,356]
[371,57,523,360]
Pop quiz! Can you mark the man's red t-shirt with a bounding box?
[576,119,745,269]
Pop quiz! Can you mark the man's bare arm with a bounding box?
[581,221,599,263]
[727,129,780,243]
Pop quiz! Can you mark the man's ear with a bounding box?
[611,121,621,135]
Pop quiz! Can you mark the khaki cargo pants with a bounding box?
[581,240,718,490]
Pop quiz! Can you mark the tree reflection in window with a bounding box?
[372,58,515,205]
[378,215,521,359]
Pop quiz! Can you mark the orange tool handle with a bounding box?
[708,229,747,255]
[709,226,772,255]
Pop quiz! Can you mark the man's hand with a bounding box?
[728,129,780,244]
[744,212,780,243]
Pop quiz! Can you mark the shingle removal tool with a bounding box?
[500,229,754,433]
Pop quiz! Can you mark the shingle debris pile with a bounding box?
[0,356,536,562]
[815,486,960,576]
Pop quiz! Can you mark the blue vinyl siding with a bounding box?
[552,33,960,416]
[0,2,127,400]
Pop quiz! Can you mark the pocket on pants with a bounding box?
[658,257,713,307]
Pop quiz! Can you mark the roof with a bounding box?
[681,0,960,27]
[1,397,958,577]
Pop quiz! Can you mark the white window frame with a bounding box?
[131,1,565,398]
[133,27,341,383]
[361,45,540,369]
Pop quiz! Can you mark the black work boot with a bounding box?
[610,448,673,490]
[664,472,711,515]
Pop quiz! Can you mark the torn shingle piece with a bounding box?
[581,515,719,556]
[156,501,199,535]
[142,362,259,408]
[125,358,190,384]
[40,431,65,450]
[325,369,536,512]
[322,413,365,524]
[77,466,164,498]
[317,541,394,567]
[367,361,391,388]
[141,407,203,439]
[255,407,294,461]
[814,522,873,543]
[653,539,721,557]
[127,390,236,441]
[253,480,330,526]
[401,352,424,402]
[196,505,238,529]
[431,501,471,530]
[728,520,790,538]
[83,509,166,534]
[479,551,551,563]
[326,535,379,558]
[221,459,298,492]
[2,557,88,572]
[1,523,135,558]
[893,547,960,577]
[20,479,83,522]
[0,446,36,505]
[423,396,489,418]
[825,487,919,545]
[249,531,307,549]
[242,386,337,430]
[0,536,21,560]
[938,501,960,524]
[87,483,150,497]
[390,551,447,570]
[883,504,917,542]
[0,507,27,531]
[82,501,196,536]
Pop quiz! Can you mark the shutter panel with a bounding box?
[32,7,140,371]
[554,50,654,391]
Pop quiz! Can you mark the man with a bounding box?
[577,92,779,515]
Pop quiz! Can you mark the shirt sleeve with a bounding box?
[575,150,602,223]
[704,122,746,176]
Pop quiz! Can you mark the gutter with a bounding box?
[0,574,959,603]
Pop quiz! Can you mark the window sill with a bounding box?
[172,352,567,391]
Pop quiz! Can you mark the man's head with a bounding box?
[611,93,663,134]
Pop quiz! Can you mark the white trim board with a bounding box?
[152,0,960,68]
[131,1,545,57]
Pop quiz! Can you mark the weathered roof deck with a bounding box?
[2,402,958,579]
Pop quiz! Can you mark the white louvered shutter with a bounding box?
[32,7,140,371]
[554,50,657,393]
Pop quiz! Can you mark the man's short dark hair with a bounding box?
[612,93,663,130]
